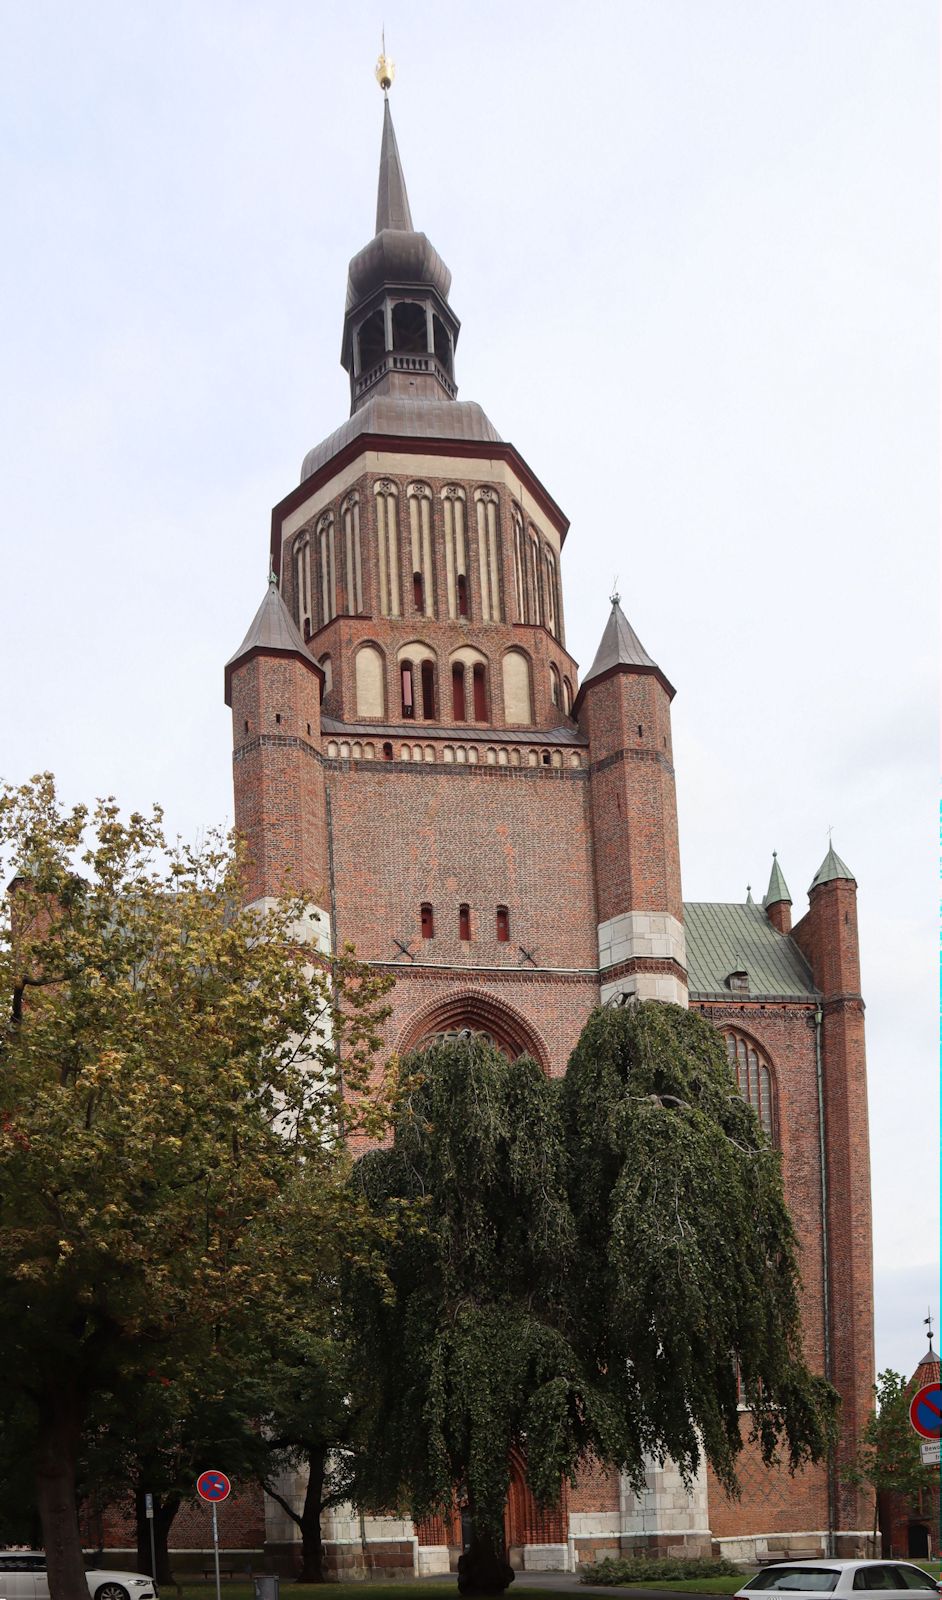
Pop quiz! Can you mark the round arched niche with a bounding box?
[398,993,549,1073]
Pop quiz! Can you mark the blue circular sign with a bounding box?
[909,1384,942,1440]
[197,1469,231,1502]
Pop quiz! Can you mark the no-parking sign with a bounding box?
[909,1383,942,1440]
[196,1469,232,1502]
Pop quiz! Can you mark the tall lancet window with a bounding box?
[293,534,312,640]
[441,486,469,620]
[543,547,559,639]
[474,488,502,622]
[407,482,435,616]
[528,531,544,627]
[375,479,401,617]
[341,491,363,615]
[315,511,336,628]
[512,505,527,623]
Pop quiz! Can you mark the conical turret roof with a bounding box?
[809,842,856,892]
[764,852,792,908]
[224,576,318,704]
[580,598,675,699]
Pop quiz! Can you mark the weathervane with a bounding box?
[376,29,395,94]
[925,1308,935,1352]
[610,575,620,607]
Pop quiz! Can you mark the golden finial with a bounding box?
[375,28,395,93]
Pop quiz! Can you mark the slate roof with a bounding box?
[579,599,675,700]
[224,578,317,704]
[684,901,817,1000]
[321,717,587,747]
[300,396,501,483]
[375,97,413,233]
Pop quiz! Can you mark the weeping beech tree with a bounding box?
[348,1007,837,1597]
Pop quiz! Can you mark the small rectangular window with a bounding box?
[459,903,471,941]
[496,906,510,942]
[421,903,434,939]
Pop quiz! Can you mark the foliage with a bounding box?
[842,1369,935,1514]
[349,1006,837,1594]
[560,1002,837,1496]
[0,774,392,1600]
[583,1556,741,1585]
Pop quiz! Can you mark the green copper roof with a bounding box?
[809,843,855,892]
[684,901,817,1000]
[763,851,792,907]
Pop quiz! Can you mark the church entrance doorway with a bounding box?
[907,1524,930,1559]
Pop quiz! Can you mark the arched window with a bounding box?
[474,488,502,622]
[512,504,527,622]
[528,531,543,627]
[293,535,312,638]
[315,511,336,627]
[452,662,466,721]
[420,903,434,939]
[357,309,385,374]
[441,487,469,619]
[420,659,436,720]
[472,663,488,721]
[407,483,435,617]
[544,547,559,639]
[382,741,393,761]
[432,314,453,376]
[458,904,471,941]
[319,654,332,694]
[562,677,573,715]
[401,662,415,719]
[502,649,533,726]
[341,492,363,614]
[392,300,428,352]
[374,480,400,617]
[549,665,560,708]
[725,1032,774,1138]
[355,644,385,720]
[496,906,510,942]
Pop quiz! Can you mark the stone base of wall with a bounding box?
[416,1545,451,1576]
[714,1532,835,1566]
[575,1532,713,1567]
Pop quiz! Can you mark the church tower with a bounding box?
[225,68,874,1578]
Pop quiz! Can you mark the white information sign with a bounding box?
[919,1440,940,1466]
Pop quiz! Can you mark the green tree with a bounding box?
[0,775,392,1600]
[348,1007,836,1596]
[843,1370,934,1554]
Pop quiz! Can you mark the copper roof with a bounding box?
[579,598,675,700]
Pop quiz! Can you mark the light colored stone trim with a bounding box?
[247,896,332,956]
[522,1544,569,1571]
[598,911,687,971]
[601,973,688,1007]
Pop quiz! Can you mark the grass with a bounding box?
[171,1588,568,1600]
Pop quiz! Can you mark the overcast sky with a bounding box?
[0,1,937,1381]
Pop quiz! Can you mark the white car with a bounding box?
[0,1553,156,1600]
[736,1561,942,1600]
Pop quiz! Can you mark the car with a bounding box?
[735,1561,942,1600]
[0,1552,156,1600]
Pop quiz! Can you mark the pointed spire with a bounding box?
[224,578,317,705]
[746,885,756,908]
[764,851,792,908]
[809,841,856,892]
[375,97,413,234]
[581,597,674,696]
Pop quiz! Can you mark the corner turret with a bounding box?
[763,851,792,934]
[577,597,686,1007]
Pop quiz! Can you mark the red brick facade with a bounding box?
[216,97,876,1572]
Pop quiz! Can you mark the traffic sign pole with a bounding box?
[144,1493,157,1588]
[211,1500,222,1600]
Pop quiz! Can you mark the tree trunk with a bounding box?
[296,1449,327,1583]
[35,1385,91,1600]
[457,1526,514,1596]
[135,1488,181,1586]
